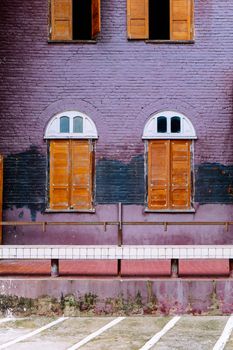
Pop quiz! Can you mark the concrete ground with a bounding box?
[0,316,232,349]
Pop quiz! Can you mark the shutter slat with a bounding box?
[92,0,101,38]
[51,0,72,40]
[148,140,170,210]
[71,140,93,210]
[170,0,193,40]
[0,156,3,244]
[127,0,149,39]
[50,140,70,209]
[170,140,191,209]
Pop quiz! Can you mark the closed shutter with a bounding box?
[71,140,93,210]
[148,140,170,210]
[0,156,3,244]
[170,140,191,209]
[92,0,101,38]
[127,0,149,39]
[50,140,70,210]
[170,0,193,40]
[51,0,72,40]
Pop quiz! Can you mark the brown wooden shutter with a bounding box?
[170,140,191,209]
[71,140,93,210]
[50,140,70,210]
[170,0,193,40]
[51,0,72,40]
[92,0,101,38]
[0,156,3,244]
[127,0,149,39]
[148,140,170,210]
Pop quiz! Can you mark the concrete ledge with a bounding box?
[0,278,233,316]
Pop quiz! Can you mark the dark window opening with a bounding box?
[171,117,181,133]
[149,0,170,40]
[157,116,167,133]
[73,0,92,40]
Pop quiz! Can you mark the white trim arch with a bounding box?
[142,111,197,139]
[44,111,98,139]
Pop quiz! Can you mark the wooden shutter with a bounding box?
[50,140,70,210]
[71,140,93,210]
[51,0,72,40]
[170,140,191,209]
[0,156,3,244]
[127,0,149,39]
[148,140,170,210]
[170,0,193,40]
[92,0,101,38]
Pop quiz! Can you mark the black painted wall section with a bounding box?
[195,163,233,204]
[3,146,46,219]
[95,156,145,204]
[2,147,233,219]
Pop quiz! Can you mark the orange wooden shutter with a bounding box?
[127,0,149,39]
[51,0,72,40]
[148,140,170,210]
[170,0,193,40]
[170,140,191,209]
[50,140,70,210]
[92,0,101,38]
[71,140,93,210]
[0,156,3,244]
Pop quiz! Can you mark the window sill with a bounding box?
[45,209,96,213]
[145,40,195,44]
[48,40,97,44]
[144,208,196,213]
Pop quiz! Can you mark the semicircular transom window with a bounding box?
[44,111,98,139]
[143,111,197,139]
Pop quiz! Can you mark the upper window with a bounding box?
[50,0,101,41]
[143,111,196,212]
[45,111,98,211]
[44,111,98,139]
[127,0,194,41]
[142,111,197,139]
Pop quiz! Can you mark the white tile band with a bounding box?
[0,245,233,260]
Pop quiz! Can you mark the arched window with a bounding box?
[143,111,197,212]
[45,111,98,212]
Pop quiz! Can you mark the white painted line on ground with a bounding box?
[66,317,125,350]
[0,318,16,325]
[139,316,181,350]
[0,316,68,349]
[213,315,233,350]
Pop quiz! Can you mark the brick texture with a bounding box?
[0,0,232,244]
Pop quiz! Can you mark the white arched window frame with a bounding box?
[142,111,197,139]
[44,111,98,139]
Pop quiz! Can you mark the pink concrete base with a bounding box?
[0,279,233,315]
[179,260,230,276]
[121,260,171,276]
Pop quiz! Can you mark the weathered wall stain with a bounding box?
[2,148,233,219]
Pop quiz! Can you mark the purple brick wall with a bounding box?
[0,0,233,245]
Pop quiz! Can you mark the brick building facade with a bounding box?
[0,0,233,247]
